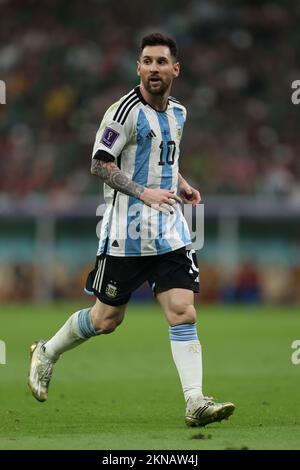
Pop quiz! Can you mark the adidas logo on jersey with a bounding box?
[146,130,156,139]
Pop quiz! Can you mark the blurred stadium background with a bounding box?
[0,0,300,304]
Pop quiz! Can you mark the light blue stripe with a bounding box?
[173,106,185,130]
[169,324,197,331]
[77,308,96,338]
[169,323,198,342]
[173,106,191,246]
[169,324,197,334]
[98,207,109,255]
[173,215,192,245]
[99,236,106,255]
[125,109,152,255]
[155,211,172,253]
[170,335,198,341]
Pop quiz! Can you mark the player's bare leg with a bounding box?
[90,299,126,334]
[28,300,126,402]
[157,288,235,426]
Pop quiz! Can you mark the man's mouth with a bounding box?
[149,77,161,84]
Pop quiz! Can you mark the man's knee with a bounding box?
[97,315,124,334]
[93,314,124,334]
[168,299,197,324]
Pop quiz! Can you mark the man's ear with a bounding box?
[173,62,180,78]
[137,61,141,77]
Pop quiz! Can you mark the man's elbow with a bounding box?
[90,158,112,179]
[90,163,98,176]
[90,158,102,177]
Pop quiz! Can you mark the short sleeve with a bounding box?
[92,101,133,160]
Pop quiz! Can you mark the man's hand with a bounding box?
[140,188,182,215]
[178,176,201,207]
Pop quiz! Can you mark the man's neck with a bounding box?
[139,83,170,112]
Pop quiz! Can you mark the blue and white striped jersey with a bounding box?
[92,85,192,257]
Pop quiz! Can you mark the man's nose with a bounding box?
[150,61,159,72]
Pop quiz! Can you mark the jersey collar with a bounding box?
[134,85,169,113]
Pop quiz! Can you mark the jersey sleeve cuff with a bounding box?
[93,149,116,162]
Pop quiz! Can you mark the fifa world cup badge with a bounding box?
[105,283,118,298]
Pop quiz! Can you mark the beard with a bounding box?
[144,77,169,96]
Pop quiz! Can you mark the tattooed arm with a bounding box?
[91,158,144,198]
[91,158,181,212]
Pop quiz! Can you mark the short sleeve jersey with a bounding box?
[92,85,192,257]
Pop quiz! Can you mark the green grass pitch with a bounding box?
[0,302,299,450]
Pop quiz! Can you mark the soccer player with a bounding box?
[29,33,235,427]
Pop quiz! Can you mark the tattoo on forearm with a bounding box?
[91,158,144,199]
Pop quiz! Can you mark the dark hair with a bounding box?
[139,33,178,61]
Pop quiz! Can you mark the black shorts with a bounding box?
[85,247,199,306]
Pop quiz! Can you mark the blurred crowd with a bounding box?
[1,0,300,200]
[0,258,299,304]
[1,1,299,304]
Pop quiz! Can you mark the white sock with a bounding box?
[44,308,96,361]
[169,323,203,403]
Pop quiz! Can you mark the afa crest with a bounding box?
[105,283,117,298]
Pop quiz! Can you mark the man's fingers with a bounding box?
[151,203,174,215]
[168,191,182,203]
[168,198,177,206]
[144,189,182,208]
[162,196,179,205]
[182,190,201,205]
[195,191,201,203]
[151,203,171,214]
[160,203,174,214]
